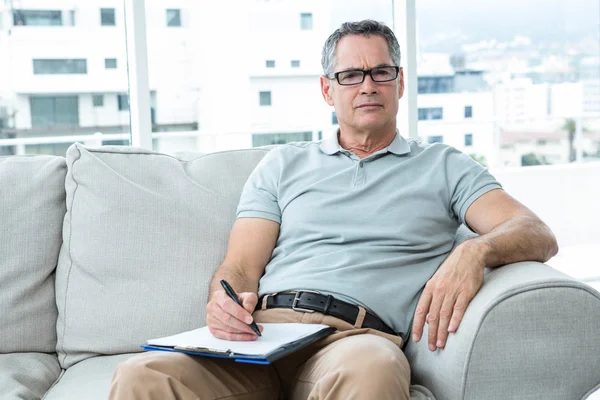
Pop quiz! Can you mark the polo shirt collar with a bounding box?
[320,129,411,156]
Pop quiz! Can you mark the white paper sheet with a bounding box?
[147,323,331,356]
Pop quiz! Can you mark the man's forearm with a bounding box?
[467,215,559,269]
[208,263,259,302]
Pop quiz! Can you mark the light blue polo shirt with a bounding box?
[236,132,502,341]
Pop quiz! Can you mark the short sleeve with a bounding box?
[444,147,502,226]
[236,148,282,224]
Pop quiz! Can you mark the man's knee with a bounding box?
[112,352,190,384]
[342,335,410,380]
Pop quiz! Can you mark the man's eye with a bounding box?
[374,69,392,77]
[342,72,360,80]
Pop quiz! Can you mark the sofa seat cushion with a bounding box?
[0,353,61,400]
[0,156,66,353]
[55,144,270,368]
[43,354,137,400]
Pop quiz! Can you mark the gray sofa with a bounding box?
[1,143,599,400]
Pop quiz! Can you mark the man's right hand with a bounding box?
[206,290,263,341]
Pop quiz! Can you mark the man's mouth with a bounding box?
[356,103,383,109]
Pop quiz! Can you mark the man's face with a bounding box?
[320,35,404,133]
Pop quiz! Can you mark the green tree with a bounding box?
[562,118,577,163]
[521,153,550,166]
[469,153,487,167]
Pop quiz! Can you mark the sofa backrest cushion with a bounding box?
[0,156,66,352]
[55,144,269,368]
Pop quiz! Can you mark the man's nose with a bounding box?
[360,73,378,94]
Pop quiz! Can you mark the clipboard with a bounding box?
[141,323,336,365]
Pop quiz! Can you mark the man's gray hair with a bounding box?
[321,20,401,76]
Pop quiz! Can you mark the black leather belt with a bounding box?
[257,291,397,336]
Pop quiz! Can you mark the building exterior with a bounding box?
[0,0,196,155]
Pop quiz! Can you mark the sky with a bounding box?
[329,0,599,46]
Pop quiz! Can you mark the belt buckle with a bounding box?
[291,290,321,313]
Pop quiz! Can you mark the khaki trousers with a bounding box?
[109,308,411,400]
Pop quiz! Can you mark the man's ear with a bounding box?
[320,75,335,106]
[398,67,405,99]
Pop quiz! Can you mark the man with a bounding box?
[110,20,558,400]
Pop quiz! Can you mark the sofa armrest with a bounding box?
[404,261,600,400]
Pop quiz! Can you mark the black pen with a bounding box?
[220,279,262,337]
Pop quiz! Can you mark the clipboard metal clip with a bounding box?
[174,345,234,356]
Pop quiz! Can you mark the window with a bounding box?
[464,106,473,118]
[266,60,275,68]
[33,59,87,75]
[418,107,443,120]
[259,91,271,106]
[13,10,62,26]
[300,13,313,30]
[30,96,79,127]
[332,111,338,125]
[166,9,181,27]
[428,135,444,144]
[418,76,454,94]
[105,58,117,69]
[465,133,473,146]
[117,94,129,111]
[93,95,104,107]
[100,8,116,26]
[68,10,76,26]
[252,132,312,147]
[291,60,300,68]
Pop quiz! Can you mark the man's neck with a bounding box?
[338,127,397,159]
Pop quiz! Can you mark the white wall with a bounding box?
[491,161,600,247]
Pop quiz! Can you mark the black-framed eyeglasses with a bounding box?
[328,66,400,86]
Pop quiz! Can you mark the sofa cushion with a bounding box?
[0,156,66,353]
[43,353,137,400]
[55,144,269,368]
[0,353,61,400]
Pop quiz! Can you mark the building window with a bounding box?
[266,60,275,68]
[105,58,117,69]
[418,107,443,120]
[428,135,444,144]
[300,13,313,30]
[68,10,76,26]
[291,60,300,68]
[92,95,104,107]
[33,59,87,75]
[30,96,79,127]
[259,91,271,106]
[13,10,62,26]
[100,8,116,26]
[464,105,473,118]
[464,133,473,146]
[252,132,312,147]
[332,111,338,125]
[117,94,129,111]
[166,9,181,27]
[417,76,454,94]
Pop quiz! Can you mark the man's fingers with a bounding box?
[412,289,432,343]
[219,296,254,325]
[427,292,444,352]
[239,292,259,315]
[436,294,458,348]
[208,327,259,342]
[213,301,255,334]
[448,295,469,333]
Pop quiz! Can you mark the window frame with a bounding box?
[32,59,87,75]
[92,95,104,107]
[105,58,118,69]
[166,9,182,27]
[100,8,116,26]
[259,91,272,106]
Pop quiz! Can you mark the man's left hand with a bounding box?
[412,241,486,351]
